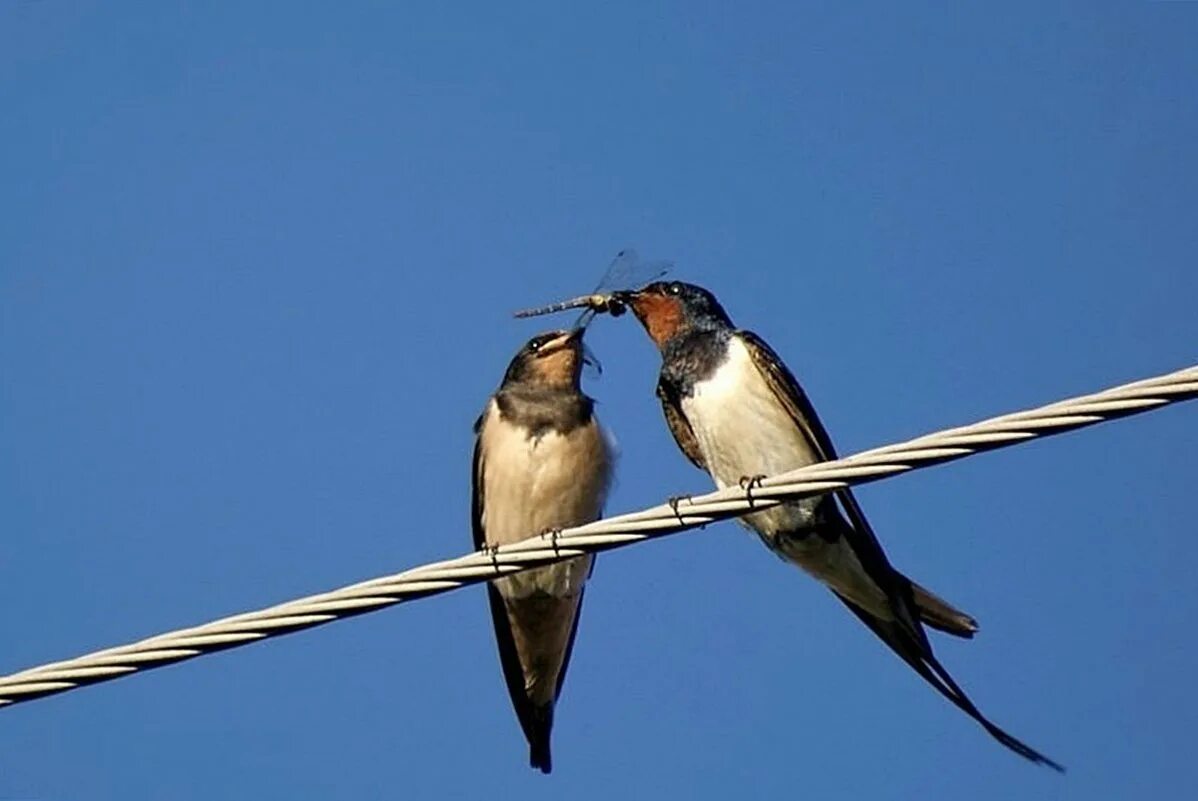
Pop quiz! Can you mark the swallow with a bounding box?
[472,328,613,773]
[609,280,1062,770]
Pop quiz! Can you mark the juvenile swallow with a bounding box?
[473,328,613,773]
[609,280,1062,770]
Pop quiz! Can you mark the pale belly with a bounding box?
[680,338,823,536]
[680,337,891,618]
[480,409,611,600]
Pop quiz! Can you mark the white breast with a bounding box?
[681,336,822,535]
[680,338,892,616]
[479,402,612,599]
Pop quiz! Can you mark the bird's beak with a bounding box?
[606,288,645,318]
[559,326,603,376]
[544,328,584,350]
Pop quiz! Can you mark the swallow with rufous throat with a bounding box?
[606,280,1062,771]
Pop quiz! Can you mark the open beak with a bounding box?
[551,327,601,376]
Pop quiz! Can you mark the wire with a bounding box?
[1,364,1194,709]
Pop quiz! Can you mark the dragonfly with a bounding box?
[513,248,673,327]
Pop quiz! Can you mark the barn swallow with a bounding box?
[473,328,613,773]
[609,281,1062,770]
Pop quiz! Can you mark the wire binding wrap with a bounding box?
[1,364,1195,709]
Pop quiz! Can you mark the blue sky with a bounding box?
[2,3,1196,798]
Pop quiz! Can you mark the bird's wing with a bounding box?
[736,331,923,628]
[737,334,1055,764]
[656,379,708,471]
[472,410,546,754]
[740,330,978,639]
[736,331,878,535]
[471,413,487,550]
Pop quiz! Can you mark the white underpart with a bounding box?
[682,337,821,522]
[681,336,891,617]
[479,400,612,599]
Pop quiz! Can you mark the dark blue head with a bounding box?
[613,281,733,348]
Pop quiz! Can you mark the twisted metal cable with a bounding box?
[1,364,1195,709]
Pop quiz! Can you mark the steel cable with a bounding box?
[1,364,1194,708]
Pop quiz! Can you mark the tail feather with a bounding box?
[527,704,554,774]
[836,593,1063,772]
[484,586,558,774]
[909,579,979,639]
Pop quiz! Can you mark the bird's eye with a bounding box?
[529,340,542,352]
[667,283,682,295]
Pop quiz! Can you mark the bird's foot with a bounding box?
[541,527,564,557]
[739,474,768,507]
[667,494,694,524]
[483,542,502,573]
